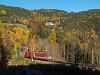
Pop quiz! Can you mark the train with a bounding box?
[24,52,52,61]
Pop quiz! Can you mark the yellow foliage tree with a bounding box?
[65,31,74,44]
[48,28,56,43]
[28,35,38,51]
[8,27,30,51]
[1,10,6,14]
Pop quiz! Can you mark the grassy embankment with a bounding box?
[8,56,39,66]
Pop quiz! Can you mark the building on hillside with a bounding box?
[45,22,54,26]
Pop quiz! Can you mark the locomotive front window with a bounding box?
[48,53,52,56]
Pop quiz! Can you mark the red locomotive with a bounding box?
[24,52,52,60]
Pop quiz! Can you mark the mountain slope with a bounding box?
[0,5,100,33]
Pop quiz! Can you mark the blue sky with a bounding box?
[0,0,100,12]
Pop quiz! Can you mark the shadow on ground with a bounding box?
[0,64,100,75]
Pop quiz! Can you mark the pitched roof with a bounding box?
[45,22,54,25]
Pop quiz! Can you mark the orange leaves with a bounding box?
[22,19,29,25]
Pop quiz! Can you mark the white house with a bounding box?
[45,22,54,26]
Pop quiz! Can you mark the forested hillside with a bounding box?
[0,5,100,32]
[0,5,100,67]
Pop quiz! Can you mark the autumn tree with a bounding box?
[28,35,38,52]
[65,31,74,44]
[0,28,12,67]
[8,27,30,57]
[1,10,6,14]
[22,19,29,25]
[48,28,56,43]
[56,31,65,44]
[87,29,99,64]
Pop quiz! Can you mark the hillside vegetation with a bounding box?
[0,5,100,67]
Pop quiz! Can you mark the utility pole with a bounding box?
[66,48,68,63]
[31,47,33,61]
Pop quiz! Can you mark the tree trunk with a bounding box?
[92,49,94,64]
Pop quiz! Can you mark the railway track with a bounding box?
[34,59,100,71]
[16,59,100,75]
